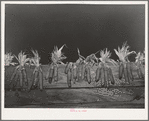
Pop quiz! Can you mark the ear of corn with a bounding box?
[54,65,58,82]
[123,67,130,84]
[12,72,19,88]
[100,67,105,87]
[73,64,77,80]
[108,68,115,85]
[39,71,43,90]
[135,52,145,79]
[65,62,69,74]
[71,67,74,83]
[86,66,91,84]
[119,63,124,79]
[10,68,17,81]
[81,64,86,80]
[77,64,82,81]
[48,64,54,84]
[46,67,50,80]
[104,67,108,88]
[22,69,28,86]
[95,67,101,82]
[19,71,23,87]
[126,63,134,81]
[33,71,39,86]
[67,68,71,88]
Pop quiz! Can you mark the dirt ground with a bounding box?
[4,64,145,108]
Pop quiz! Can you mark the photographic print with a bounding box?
[1,1,148,120]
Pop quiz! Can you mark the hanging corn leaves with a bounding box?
[114,42,136,84]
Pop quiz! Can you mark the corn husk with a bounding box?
[135,52,145,79]
[119,63,124,79]
[12,72,19,88]
[65,62,69,74]
[77,64,82,81]
[123,68,130,84]
[5,52,17,66]
[81,64,86,80]
[86,66,91,84]
[126,62,134,81]
[108,68,115,85]
[49,64,54,78]
[10,68,17,81]
[104,67,109,88]
[100,67,105,87]
[33,71,39,86]
[73,64,77,80]
[114,42,136,63]
[51,44,67,64]
[48,65,54,84]
[19,70,23,87]
[95,67,101,82]
[22,69,28,85]
[15,51,30,67]
[45,66,50,80]
[54,65,58,82]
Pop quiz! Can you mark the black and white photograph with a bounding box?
[1,1,148,120]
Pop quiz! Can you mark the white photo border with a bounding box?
[1,1,148,120]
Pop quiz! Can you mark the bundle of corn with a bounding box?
[5,52,17,86]
[95,48,117,88]
[46,44,67,84]
[135,52,145,79]
[10,51,30,89]
[76,48,98,84]
[114,42,136,84]
[28,50,43,91]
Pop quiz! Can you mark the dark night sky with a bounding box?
[5,4,145,64]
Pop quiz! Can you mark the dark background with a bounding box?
[5,4,145,64]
